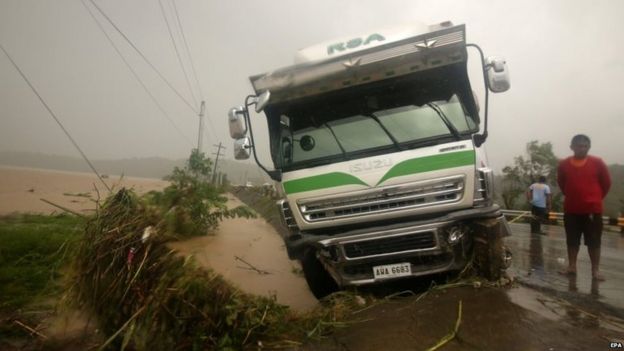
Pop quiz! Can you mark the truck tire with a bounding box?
[472,219,507,280]
[301,248,338,299]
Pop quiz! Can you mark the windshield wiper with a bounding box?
[366,114,402,151]
[427,102,461,140]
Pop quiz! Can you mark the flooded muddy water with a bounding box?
[168,195,318,312]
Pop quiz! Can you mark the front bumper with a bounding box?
[285,205,510,286]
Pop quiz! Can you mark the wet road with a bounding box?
[309,222,624,350]
[504,222,624,316]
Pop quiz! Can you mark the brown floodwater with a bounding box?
[168,195,318,312]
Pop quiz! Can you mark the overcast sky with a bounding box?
[1,0,623,172]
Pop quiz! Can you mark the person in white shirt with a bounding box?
[527,176,552,234]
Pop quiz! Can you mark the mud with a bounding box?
[168,195,318,312]
[307,285,622,351]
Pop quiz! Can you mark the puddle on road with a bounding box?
[505,224,624,315]
[506,285,562,321]
[168,196,318,312]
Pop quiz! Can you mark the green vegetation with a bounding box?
[500,140,561,211]
[0,214,83,311]
[67,187,354,349]
[231,185,286,236]
[145,149,254,237]
[0,214,83,345]
[62,149,355,349]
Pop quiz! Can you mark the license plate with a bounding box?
[373,262,412,279]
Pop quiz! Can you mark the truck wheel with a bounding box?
[301,248,338,299]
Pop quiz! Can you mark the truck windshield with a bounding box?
[274,95,476,170]
[268,76,478,171]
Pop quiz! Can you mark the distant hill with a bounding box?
[0,151,270,185]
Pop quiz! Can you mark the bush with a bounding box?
[145,149,254,237]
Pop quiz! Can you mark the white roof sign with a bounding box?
[294,22,447,63]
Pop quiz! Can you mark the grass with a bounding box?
[231,186,288,237]
[0,214,83,311]
[65,188,356,349]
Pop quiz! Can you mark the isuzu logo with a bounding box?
[349,158,393,173]
[327,33,386,55]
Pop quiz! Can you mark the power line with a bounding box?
[88,0,199,114]
[168,0,218,145]
[0,44,112,193]
[158,0,198,108]
[171,0,204,100]
[81,0,194,148]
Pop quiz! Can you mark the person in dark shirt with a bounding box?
[557,134,611,281]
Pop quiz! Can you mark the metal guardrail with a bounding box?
[501,209,624,228]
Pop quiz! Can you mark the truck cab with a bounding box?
[228,21,511,298]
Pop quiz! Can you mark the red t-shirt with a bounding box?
[557,155,611,214]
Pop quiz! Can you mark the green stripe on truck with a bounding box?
[376,150,475,185]
[283,150,475,194]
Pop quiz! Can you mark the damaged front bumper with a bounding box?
[284,205,511,287]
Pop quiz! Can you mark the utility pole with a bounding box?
[197,100,205,152]
[212,142,225,184]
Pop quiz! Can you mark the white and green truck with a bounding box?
[228,21,512,298]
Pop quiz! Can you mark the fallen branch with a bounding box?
[40,198,86,218]
[425,300,463,351]
[234,255,271,275]
[13,320,48,339]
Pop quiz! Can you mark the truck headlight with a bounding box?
[473,167,494,207]
[446,225,467,244]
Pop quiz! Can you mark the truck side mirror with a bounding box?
[233,137,251,160]
[228,106,247,139]
[485,57,510,93]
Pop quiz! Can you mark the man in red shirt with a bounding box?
[557,134,611,281]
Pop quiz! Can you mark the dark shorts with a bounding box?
[531,206,548,221]
[564,213,603,249]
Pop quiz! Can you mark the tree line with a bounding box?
[498,140,623,218]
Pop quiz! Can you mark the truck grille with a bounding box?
[298,175,464,222]
[343,232,436,258]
